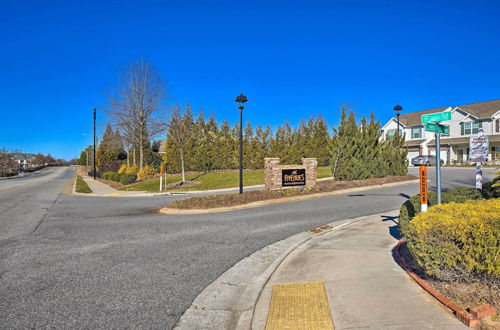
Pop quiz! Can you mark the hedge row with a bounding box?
[102,171,136,184]
[398,187,487,237]
[407,199,499,280]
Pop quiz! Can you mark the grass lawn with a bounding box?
[120,167,332,192]
[75,175,92,193]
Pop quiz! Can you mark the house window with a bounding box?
[387,129,395,137]
[495,118,500,133]
[462,122,481,135]
[411,127,422,139]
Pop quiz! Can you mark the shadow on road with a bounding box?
[347,193,411,199]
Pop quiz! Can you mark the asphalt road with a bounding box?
[0,166,496,329]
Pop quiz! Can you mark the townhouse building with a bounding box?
[381,99,500,164]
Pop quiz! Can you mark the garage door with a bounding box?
[407,151,419,163]
[429,150,448,164]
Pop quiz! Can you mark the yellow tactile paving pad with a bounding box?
[265,281,334,330]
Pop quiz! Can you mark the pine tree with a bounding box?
[243,122,255,169]
[97,123,124,171]
[310,115,330,166]
[330,108,362,181]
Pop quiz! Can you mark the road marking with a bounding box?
[104,192,125,196]
[265,281,334,330]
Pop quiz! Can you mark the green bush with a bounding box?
[407,199,500,281]
[102,172,117,181]
[399,187,486,238]
[398,192,436,237]
[118,173,136,184]
[442,187,483,204]
[482,181,500,199]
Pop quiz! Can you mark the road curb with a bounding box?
[160,179,419,214]
[394,239,481,328]
[173,213,385,330]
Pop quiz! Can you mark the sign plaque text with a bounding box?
[282,169,306,186]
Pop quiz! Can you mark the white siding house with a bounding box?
[381,100,500,165]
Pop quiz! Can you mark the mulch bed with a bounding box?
[399,243,499,329]
[97,178,125,189]
[167,174,417,210]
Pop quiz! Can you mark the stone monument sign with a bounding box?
[264,158,317,190]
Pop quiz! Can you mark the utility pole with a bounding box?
[93,108,96,180]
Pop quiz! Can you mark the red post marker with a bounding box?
[420,165,428,212]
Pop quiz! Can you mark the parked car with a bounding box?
[411,155,444,166]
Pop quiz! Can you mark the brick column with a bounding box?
[264,158,280,190]
[302,158,318,188]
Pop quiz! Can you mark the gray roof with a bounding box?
[398,99,500,127]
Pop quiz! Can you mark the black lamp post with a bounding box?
[393,105,403,136]
[93,108,97,180]
[235,93,248,194]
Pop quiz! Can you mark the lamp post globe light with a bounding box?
[393,105,403,136]
[235,93,248,194]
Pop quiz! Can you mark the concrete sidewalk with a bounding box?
[252,211,467,329]
[175,211,467,329]
[77,175,172,197]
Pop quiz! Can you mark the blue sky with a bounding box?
[1,0,499,160]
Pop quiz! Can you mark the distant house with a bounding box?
[12,153,36,170]
[381,99,500,164]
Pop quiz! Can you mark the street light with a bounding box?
[393,105,403,136]
[93,108,97,180]
[235,93,248,194]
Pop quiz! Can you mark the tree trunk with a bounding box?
[180,148,186,183]
[126,149,130,167]
[133,147,136,166]
[139,128,144,170]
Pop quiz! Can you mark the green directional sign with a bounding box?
[421,111,451,124]
[425,122,449,134]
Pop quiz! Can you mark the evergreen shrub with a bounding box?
[407,199,500,281]
[399,187,485,238]
[102,172,115,181]
[118,173,136,184]
[137,165,156,181]
[101,171,136,184]
[398,192,437,237]
[442,187,483,204]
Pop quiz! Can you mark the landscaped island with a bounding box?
[163,174,417,210]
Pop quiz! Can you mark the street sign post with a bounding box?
[419,165,428,212]
[424,122,449,134]
[422,111,451,204]
[421,111,452,124]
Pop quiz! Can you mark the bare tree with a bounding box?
[0,149,17,176]
[106,58,166,169]
[167,105,194,182]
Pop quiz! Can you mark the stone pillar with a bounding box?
[302,158,318,188]
[264,158,280,190]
